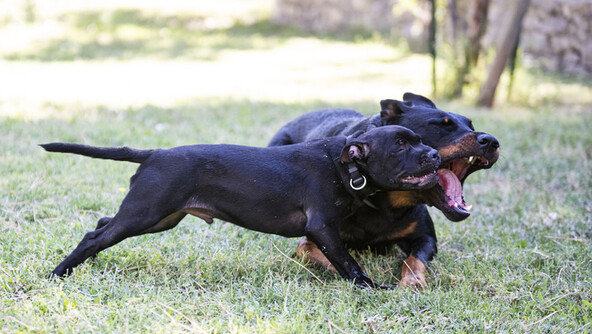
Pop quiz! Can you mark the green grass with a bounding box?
[2,100,591,332]
[1,2,592,333]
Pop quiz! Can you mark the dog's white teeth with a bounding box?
[453,202,459,208]
[468,156,475,164]
[465,205,473,211]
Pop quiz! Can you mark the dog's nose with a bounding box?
[429,149,440,162]
[423,148,440,166]
[477,133,499,150]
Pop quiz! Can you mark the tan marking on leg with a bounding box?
[296,237,337,273]
[389,191,420,208]
[399,255,427,289]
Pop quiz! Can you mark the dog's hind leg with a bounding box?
[50,211,188,278]
[135,212,187,235]
[88,212,185,262]
[89,217,113,259]
[50,173,191,278]
[51,220,134,277]
[95,217,112,230]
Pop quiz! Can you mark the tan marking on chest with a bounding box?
[392,221,417,239]
[373,221,418,244]
[389,191,419,208]
[395,221,417,238]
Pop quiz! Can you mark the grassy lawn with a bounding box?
[1,1,591,332]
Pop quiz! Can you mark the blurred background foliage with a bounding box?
[1,0,590,111]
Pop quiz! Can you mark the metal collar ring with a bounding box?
[349,176,367,191]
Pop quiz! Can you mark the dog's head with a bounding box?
[339,125,441,191]
[379,93,500,221]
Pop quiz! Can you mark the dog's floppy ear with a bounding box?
[339,139,370,164]
[380,99,415,120]
[402,92,436,109]
[380,99,404,119]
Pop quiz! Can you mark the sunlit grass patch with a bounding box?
[3,8,387,62]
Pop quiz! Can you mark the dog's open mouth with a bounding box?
[428,155,491,221]
[438,156,489,211]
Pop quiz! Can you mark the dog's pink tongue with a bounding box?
[437,169,463,206]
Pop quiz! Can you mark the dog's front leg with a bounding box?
[304,217,385,289]
[395,211,438,289]
[296,237,336,272]
[397,234,436,289]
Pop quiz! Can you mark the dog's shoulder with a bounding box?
[302,110,380,141]
[270,108,369,146]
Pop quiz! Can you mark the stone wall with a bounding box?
[273,0,432,52]
[273,0,395,33]
[273,0,592,75]
[505,0,591,75]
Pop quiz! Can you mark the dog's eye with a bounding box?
[442,118,453,126]
[395,138,406,146]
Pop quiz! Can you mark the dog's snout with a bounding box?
[422,148,440,166]
[477,133,499,150]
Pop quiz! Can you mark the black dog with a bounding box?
[42,125,441,288]
[269,93,499,288]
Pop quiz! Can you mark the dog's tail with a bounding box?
[40,143,155,163]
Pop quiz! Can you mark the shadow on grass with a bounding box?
[5,9,384,62]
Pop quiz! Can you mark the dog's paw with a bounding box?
[399,255,427,289]
[399,274,427,289]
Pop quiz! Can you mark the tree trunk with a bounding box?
[449,0,490,98]
[448,0,460,43]
[466,0,490,66]
[506,26,522,100]
[477,0,530,107]
[429,0,437,97]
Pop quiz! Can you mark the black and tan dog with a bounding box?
[42,125,441,288]
[269,93,499,288]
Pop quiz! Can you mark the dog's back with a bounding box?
[268,108,378,146]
